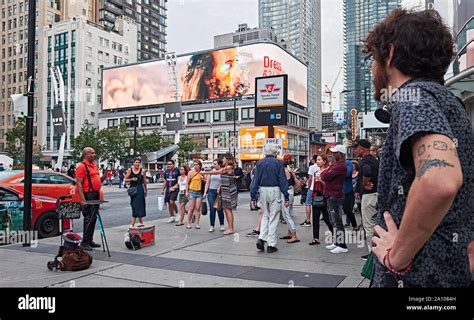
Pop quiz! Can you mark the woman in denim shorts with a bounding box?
[186,160,205,229]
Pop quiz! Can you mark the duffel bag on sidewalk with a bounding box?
[60,246,93,271]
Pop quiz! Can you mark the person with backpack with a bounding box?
[125,158,148,228]
[75,147,107,251]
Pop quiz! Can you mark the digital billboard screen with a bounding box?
[102,43,307,110]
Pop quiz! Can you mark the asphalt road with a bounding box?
[73,183,254,232]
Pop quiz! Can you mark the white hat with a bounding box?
[329,145,347,155]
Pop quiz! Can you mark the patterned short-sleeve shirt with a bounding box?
[371,80,474,288]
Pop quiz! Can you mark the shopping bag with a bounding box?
[361,252,375,280]
[158,196,165,211]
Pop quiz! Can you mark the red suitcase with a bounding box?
[125,225,155,250]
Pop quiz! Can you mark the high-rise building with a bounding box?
[39,15,137,157]
[98,0,167,61]
[343,0,400,114]
[214,23,283,49]
[0,0,71,152]
[258,0,322,130]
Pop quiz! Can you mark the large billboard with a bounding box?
[102,43,307,110]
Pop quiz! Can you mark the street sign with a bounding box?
[264,138,284,157]
[164,102,184,131]
[11,94,27,118]
[51,107,66,134]
[255,74,288,126]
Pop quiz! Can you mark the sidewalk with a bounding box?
[0,202,370,288]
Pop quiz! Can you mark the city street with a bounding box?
[75,183,254,231]
[0,183,369,288]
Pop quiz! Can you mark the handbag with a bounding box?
[201,201,208,216]
[361,252,375,280]
[312,195,325,207]
[127,187,138,197]
[213,195,222,209]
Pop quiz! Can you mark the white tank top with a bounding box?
[179,176,188,191]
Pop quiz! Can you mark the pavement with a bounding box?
[0,183,370,288]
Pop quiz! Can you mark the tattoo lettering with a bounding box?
[417,159,455,178]
[433,141,448,151]
[417,144,426,157]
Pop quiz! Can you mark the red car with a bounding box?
[0,185,71,238]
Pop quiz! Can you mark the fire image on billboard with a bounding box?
[102,43,307,110]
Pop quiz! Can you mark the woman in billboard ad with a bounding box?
[181,48,250,101]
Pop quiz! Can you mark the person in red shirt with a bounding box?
[320,145,348,254]
[75,147,106,251]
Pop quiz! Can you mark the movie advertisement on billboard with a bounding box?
[102,43,307,110]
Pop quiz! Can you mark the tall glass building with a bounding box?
[343,0,400,114]
[259,0,322,130]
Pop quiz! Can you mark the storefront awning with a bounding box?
[145,145,179,163]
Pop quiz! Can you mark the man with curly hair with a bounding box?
[364,8,473,287]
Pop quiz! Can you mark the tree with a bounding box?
[71,125,102,162]
[5,117,42,166]
[177,134,202,165]
[137,130,170,154]
[5,117,26,160]
[98,124,131,164]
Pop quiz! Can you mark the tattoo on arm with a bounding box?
[417,159,455,178]
[433,141,448,151]
[417,144,426,157]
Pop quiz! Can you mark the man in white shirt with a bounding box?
[302,155,320,227]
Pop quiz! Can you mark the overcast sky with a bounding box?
[166,0,430,111]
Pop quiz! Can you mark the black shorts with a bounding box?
[165,189,179,203]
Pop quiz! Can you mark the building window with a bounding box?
[241,108,254,120]
[187,111,210,124]
[213,109,237,122]
[107,119,119,128]
[141,115,161,127]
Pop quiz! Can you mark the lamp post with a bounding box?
[23,0,37,246]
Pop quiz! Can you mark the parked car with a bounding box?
[0,170,103,203]
[0,185,70,238]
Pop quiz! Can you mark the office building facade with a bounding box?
[343,0,400,114]
[259,0,322,131]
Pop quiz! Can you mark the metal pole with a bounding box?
[133,114,137,157]
[23,0,37,246]
[364,87,368,115]
[268,125,274,138]
[233,97,237,158]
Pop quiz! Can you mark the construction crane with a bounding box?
[324,66,343,113]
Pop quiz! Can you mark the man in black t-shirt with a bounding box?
[354,139,379,260]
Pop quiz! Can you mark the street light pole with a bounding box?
[233,97,237,159]
[23,0,37,246]
[133,114,137,157]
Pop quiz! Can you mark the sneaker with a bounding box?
[361,254,369,261]
[195,225,201,229]
[330,246,348,254]
[167,217,175,223]
[208,226,214,232]
[300,220,311,227]
[325,243,337,250]
[256,239,265,252]
[219,225,226,232]
[267,246,278,253]
[246,230,260,237]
